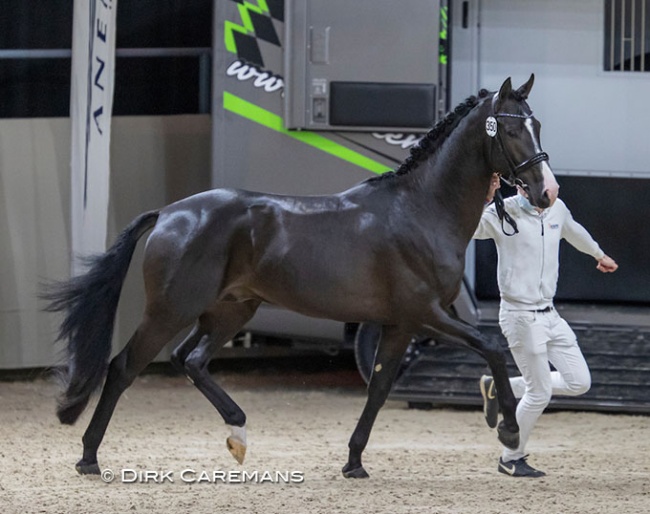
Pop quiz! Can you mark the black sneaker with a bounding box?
[498,455,546,478]
[479,375,499,429]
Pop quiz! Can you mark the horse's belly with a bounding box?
[251,262,391,323]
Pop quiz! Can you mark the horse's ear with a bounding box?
[494,77,513,112]
[515,73,535,100]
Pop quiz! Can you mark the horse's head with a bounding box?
[486,74,559,209]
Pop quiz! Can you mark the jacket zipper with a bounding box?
[539,213,546,300]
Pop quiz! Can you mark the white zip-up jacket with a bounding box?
[473,195,605,311]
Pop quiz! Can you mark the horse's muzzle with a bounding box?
[542,166,560,207]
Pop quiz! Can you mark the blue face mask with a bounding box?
[517,193,537,212]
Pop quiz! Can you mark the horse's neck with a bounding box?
[411,121,492,239]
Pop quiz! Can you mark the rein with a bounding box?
[492,188,518,236]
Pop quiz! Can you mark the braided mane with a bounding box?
[366,88,491,183]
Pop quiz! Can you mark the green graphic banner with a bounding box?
[223,92,391,175]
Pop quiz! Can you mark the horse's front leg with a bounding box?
[474,337,520,450]
[421,302,519,449]
[343,325,412,479]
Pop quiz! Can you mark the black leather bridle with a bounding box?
[487,91,550,189]
[490,111,549,190]
[486,97,551,236]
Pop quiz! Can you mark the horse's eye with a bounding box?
[506,129,518,138]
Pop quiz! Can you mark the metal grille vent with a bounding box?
[605,0,650,71]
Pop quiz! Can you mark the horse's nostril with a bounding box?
[537,191,554,209]
[542,186,559,207]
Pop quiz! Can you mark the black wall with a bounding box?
[0,0,212,117]
[475,176,650,305]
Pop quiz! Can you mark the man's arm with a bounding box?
[561,204,618,273]
[596,254,618,273]
[485,173,501,204]
[473,174,501,240]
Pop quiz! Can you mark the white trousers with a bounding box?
[498,308,591,461]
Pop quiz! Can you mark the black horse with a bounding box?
[44,75,558,479]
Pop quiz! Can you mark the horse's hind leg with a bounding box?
[173,300,260,464]
[76,315,185,474]
[170,324,206,376]
[343,325,412,479]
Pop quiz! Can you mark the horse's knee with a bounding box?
[369,366,395,393]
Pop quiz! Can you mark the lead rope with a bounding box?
[492,188,519,236]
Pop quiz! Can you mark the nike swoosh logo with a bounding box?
[487,380,496,400]
[499,462,516,475]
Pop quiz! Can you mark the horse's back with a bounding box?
[137,183,456,324]
[140,185,399,321]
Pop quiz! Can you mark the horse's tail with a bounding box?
[42,210,160,425]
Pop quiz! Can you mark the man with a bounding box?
[474,173,618,477]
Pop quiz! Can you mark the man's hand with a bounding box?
[597,255,618,273]
[486,173,501,203]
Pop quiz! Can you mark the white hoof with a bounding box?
[226,424,247,465]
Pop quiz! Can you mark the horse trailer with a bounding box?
[211,0,650,412]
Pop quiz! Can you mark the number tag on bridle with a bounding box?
[485,116,498,137]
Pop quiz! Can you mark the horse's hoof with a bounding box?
[75,459,101,475]
[497,421,520,450]
[342,464,370,479]
[227,436,247,465]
